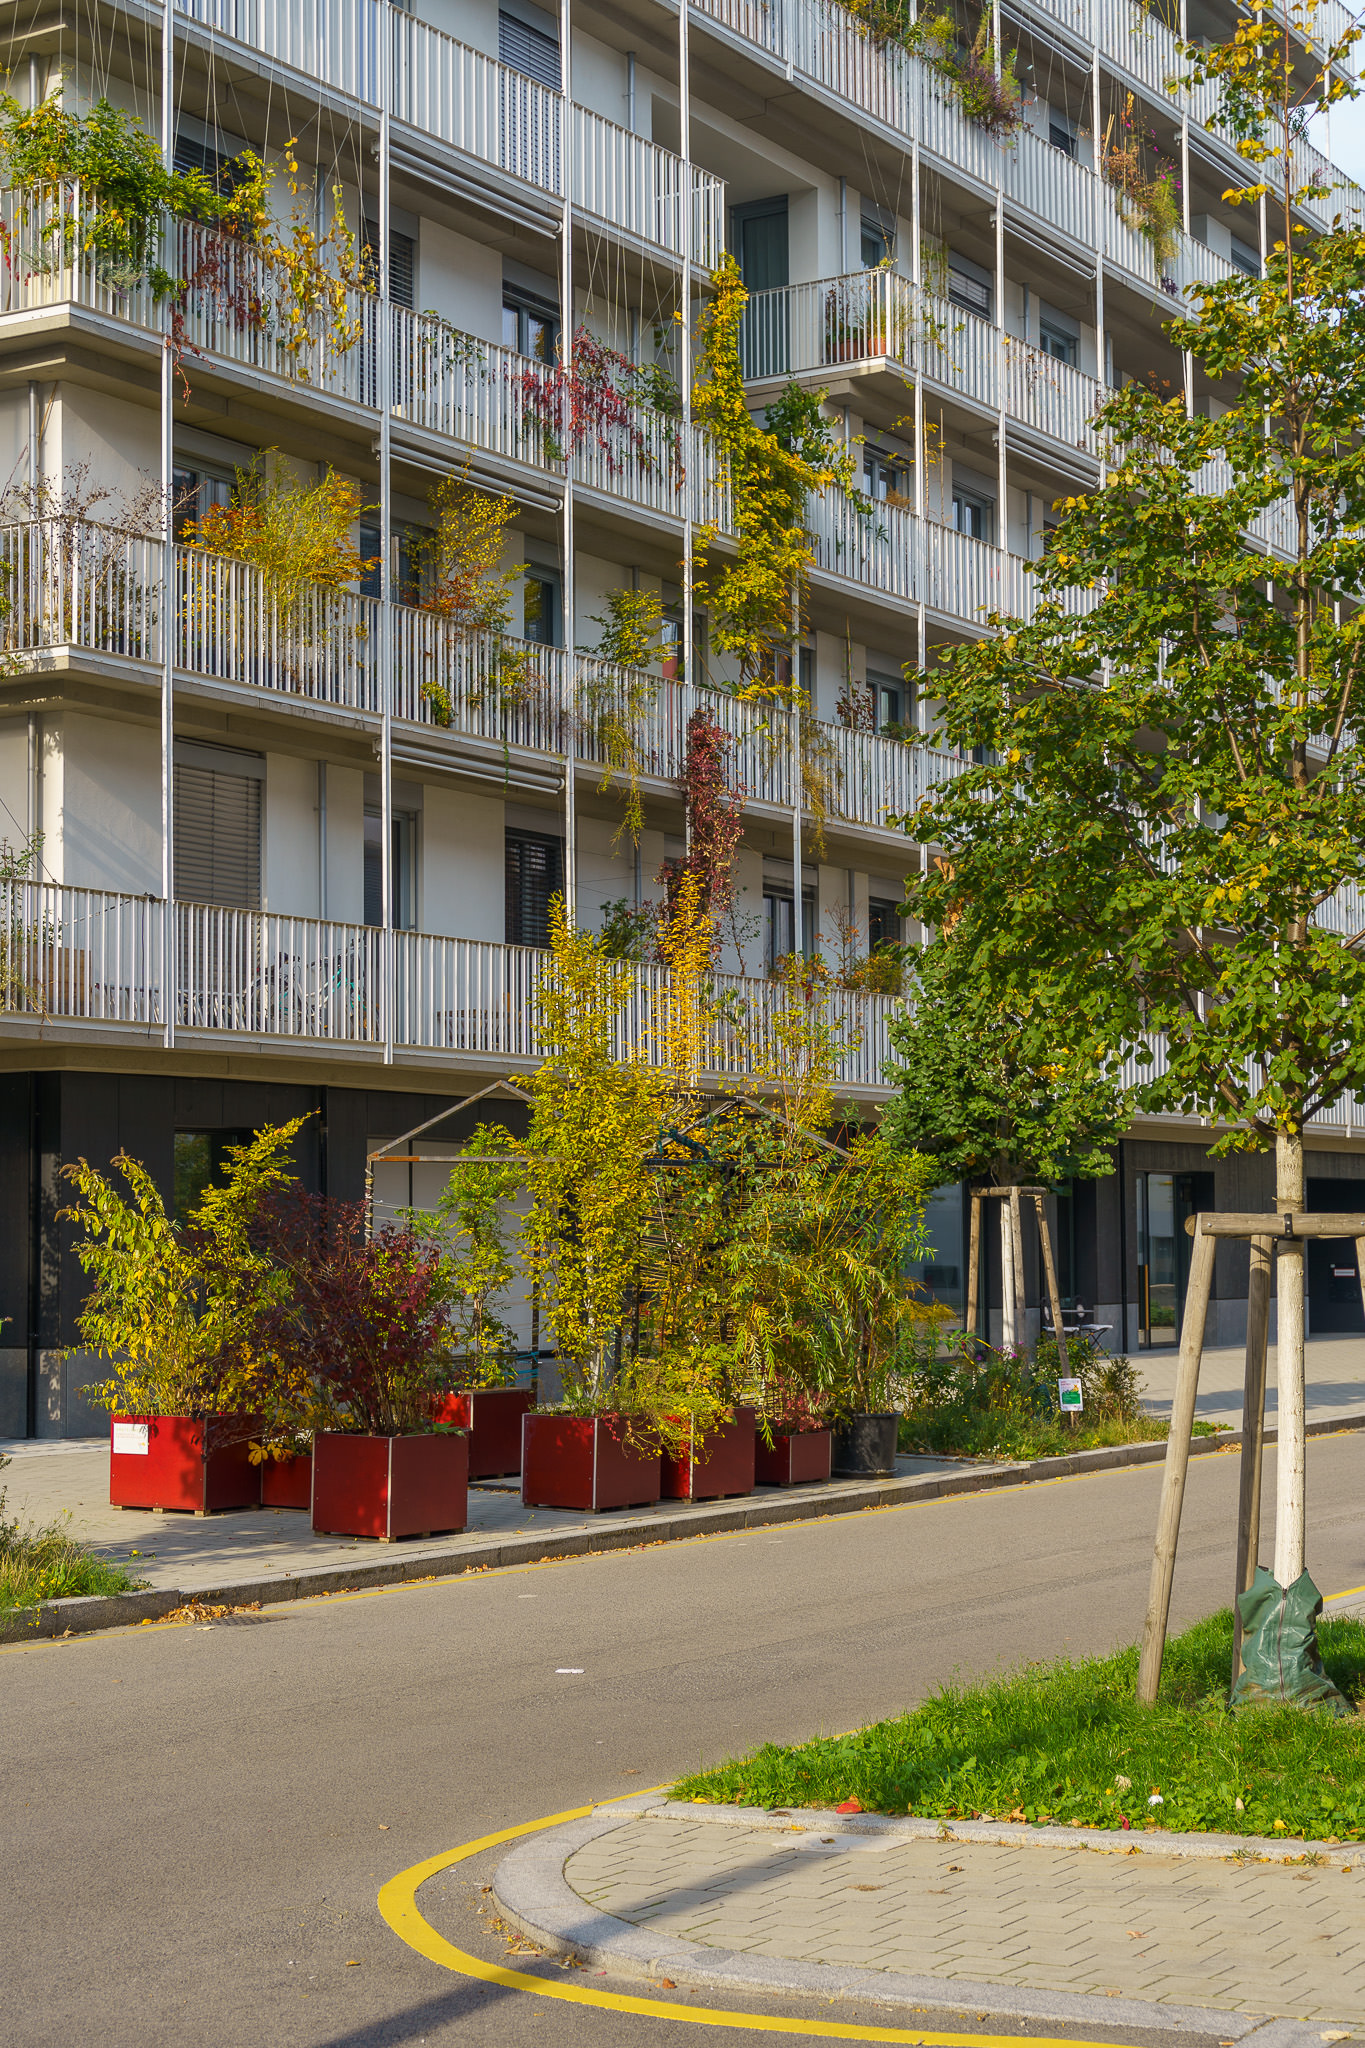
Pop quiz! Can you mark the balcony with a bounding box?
[0,517,969,833]
[174,0,725,266]
[0,881,902,1094]
[741,269,1104,461]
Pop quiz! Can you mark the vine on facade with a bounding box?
[520,328,681,478]
[1102,94,1181,277]
[413,472,532,726]
[840,4,1023,137]
[659,708,745,950]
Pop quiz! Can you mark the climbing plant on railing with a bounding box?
[659,709,746,958]
[519,327,682,476]
[578,590,665,843]
[1103,94,1182,277]
[0,95,371,390]
[182,455,373,616]
[692,256,864,691]
[839,3,1023,137]
[413,471,540,729]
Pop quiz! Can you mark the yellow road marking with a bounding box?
[377,1804,1147,2044]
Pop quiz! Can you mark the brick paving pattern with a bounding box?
[565,1816,1365,2022]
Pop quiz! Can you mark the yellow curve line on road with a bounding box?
[377,1804,1145,2045]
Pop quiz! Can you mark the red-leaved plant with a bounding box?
[254,1191,455,1436]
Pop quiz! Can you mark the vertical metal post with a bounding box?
[1137,1217,1215,1705]
[1090,8,1107,484]
[561,0,577,922]
[679,0,694,699]
[379,24,395,1059]
[994,191,1006,541]
[160,0,175,1050]
[1233,1233,1272,1676]
[791,698,802,955]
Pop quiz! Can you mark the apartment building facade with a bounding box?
[2,0,1364,1436]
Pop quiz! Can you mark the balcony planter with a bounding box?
[260,1451,312,1510]
[661,1408,756,1502]
[832,1412,899,1477]
[311,1431,468,1541]
[754,1428,832,1487]
[431,1386,532,1479]
[108,1414,260,1513]
[521,1412,660,1512]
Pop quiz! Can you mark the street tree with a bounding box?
[899,0,1362,1702]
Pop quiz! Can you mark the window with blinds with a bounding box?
[498,10,561,89]
[505,831,563,947]
[361,223,416,309]
[174,763,262,908]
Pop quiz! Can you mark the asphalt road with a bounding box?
[6,1435,1364,2048]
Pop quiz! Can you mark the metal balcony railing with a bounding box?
[0,880,904,1090]
[175,0,725,265]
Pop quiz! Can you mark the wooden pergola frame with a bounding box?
[1137,1209,1365,1706]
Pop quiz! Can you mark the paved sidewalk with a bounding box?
[1141,1333,1365,1431]
[494,1796,1365,2034]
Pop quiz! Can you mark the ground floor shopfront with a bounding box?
[5,1063,1365,1438]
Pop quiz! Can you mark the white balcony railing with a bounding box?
[0,880,902,1090]
[177,0,724,264]
[741,269,1103,458]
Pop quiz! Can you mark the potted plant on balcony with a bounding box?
[255,1191,469,1541]
[406,1127,532,1480]
[64,1120,306,1513]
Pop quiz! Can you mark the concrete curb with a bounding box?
[489,1803,1341,2041]
[6,1410,1363,1646]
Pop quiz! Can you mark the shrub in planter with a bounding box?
[255,1191,468,1540]
[62,1121,306,1513]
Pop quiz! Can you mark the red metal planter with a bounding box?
[521,1413,661,1512]
[260,1452,312,1510]
[431,1387,533,1479]
[753,1428,833,1487]
[661,1408,756,1502]
[109,1415,260,1514]
[311,1432,469,1541]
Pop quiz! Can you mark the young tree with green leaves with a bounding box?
[899,0,1361,1701]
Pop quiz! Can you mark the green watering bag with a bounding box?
[1231,1564,1351,1716]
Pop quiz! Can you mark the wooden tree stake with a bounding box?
[966,1191,982,1344]
[1008,1186,1028,1354]
[1232,1233,1272,1677]
[1137,1216,1216,1706]
[1032,1193,1068,1376]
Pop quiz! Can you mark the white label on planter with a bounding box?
[1058,1379,1083,1412]
[113,1421,150,1455]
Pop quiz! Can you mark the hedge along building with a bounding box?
[0,0,1362,1437]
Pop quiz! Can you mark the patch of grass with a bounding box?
[674,1610,1365,1840]
[900,1410,1224,1460]
[0,1487,147,1611]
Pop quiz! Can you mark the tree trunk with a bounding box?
[1273,1127,1306,1588]
[1000,1199,1018,1351]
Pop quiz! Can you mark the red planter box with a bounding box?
[521,1413,661,1512]
[661,1408,756,1501]
[311,1432,468,1541]
[754,1428,832,1487]
[431,1386,533,1479]
[260,1452,312,1510]
[109,1414,260,1513]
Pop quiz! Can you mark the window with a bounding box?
[506,830,564,947]
[951,485,994,543]
[172,463,232,540]
[867,896,902,948]
[762,881,815,968]
[523,569,560,646]
[731,196,789,292]
[1038,320,1077,367]
[502,289,558,361]
[364,808,415,928]
[362,222,416,308]
[867,671,905,730]
[1048,120,1077,159]
[174,748,263,908]
[359,524,422,603]
[947,258,991,320]
[174,1129,253,1221]
[860,208,894,268]
[1230,236,1261,278]
[661,603,708,683]
[864,448,911,505]
[498,8,560,88]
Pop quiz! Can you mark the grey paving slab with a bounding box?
[508,1801,1365,2029]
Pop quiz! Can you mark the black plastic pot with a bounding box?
[831,1411,899,1478]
